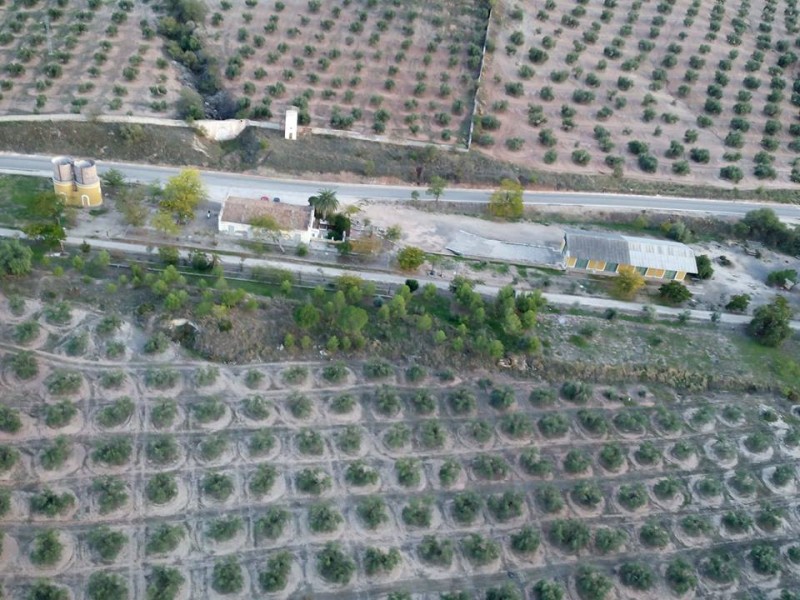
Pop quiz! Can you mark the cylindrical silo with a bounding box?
[73,159,99,185]
[51,156,74,182]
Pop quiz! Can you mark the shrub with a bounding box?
[520,448,552,477]
[92,437,132,466]
[296,429,325,455]
[91,476,128,513]
[254,507,289,541]
[563,449,591,474]
[363,358,393,379]
[575,566,612,600]
[462,533,500,565]
[702,552,737,583]
[28,581,69,600]
[87,526,127,562]
[417,535,453,566]
[562,381,592,403]
[249,463,278,496]
[14,320,40,344]
[473,454,509,480]
[87,571,128,600]
[364,547,401,576]
[538,414,569,438]
[448,388,476,414]
[308,502,343,533]
[30,530,63,566]
[613,410,647,433]
[594,527,626,554]
[258,551,292,592]
[30,488,75,516]
[192,397,225,423]
[750,544,780,575]
[248,429,275,456]
[666,558,697,594]
[487,490,524,521]
[144,368,179,389]
[396,457,421,487]
[510,526,541,554]
[10,351,38,380]
[410,390,436,414]
[316,542,355,584]
[532,580,564,600]
[598,443,625,471]
[634,441,661,464]
[212,556,243,594]
[46,370,83,395]
[282,365,308,384]
[322,362,348,382]
[619,563,654,590]
[146,566,185,600]
[344,459,377,486]
[617,483,647,510]
[452,491,482,524]
[146,473,177,504]
[40,436,71,470]
[374,385,402,416]
[296,468,332,495]
[571,481,603,508]
[639,521,669,548]
[402,497,432,527]
[384,423,410,448]
[330,393,356,414]
[146,523,184,555]
[356,495,388,529]
[549,519,591,553]
[96,397,134,428]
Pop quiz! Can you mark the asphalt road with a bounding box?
[1,152,799,221]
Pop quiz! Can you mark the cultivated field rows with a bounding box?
[0,298,799,598]
[481,0,800,185]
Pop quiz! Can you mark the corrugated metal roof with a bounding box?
[564,229,697,273]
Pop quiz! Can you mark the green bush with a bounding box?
[452,491,482,524]
[489,386,516,411]
[532,580,564,600]
[634,441,661,464]
[249,463,278,496]
[150,399,177,428]
[192,397,225,423]
[316,542,355,583]
[680,514,712,537]
[30,530,63,565]
[99,370,126,389]
[486,490,525,521]
[345,459,378,486]
[571,481,603,508]
[40,436,71,470]
[91,476,128,513]
[96,396,134,428]
[617,483,647,510]
[45,370,83,395]
[144,368,179,389]
[549,519,591,553]
[536,485,564,513]
[619,563,654,590]
[308,502,343,533]
[146,566,185,600]
[750,543,780,575]
[296,428,325,455]
[296,468,332,495]
[473,454,509,480]
[92,437,132,466]
[538,414,569,438]
[771,464,795,486]
[520,448,553,477]
[30,488,75,516]
[87,526,127,562]
[87,571,128,600]
[27,581,69,600]
[212,556,243,594]
[364,547,401,575]
[594,527,626,554]
[0,404,21,434]
[402,496,432,527]
[462,533,500,565]
[146,473,178,504]
[0,444,17,472]
[666,557,697,594]
[639,521,669,548]
[448,388,476,414]
[356,495,388,529]
[529,388,556,406]
[330,393,356,414]
[417,535,453,566]
[363,358,393,379]
[258,551,292,592]
[322,361,348,382]
[207,515,243,542]
[598,443,625,471]
[199,434,228,461]
[241,395,270,420]
[576,409,607,435]
[468,419,493,444]
[418,419,447,448]
[561,381,591,403]
[374,385,402,416]
[510,526,540,554]
[254,507,289,541]
[14,320,40,344]
[410,390,436,414]
[282,365,308,384]
[439,459,461,487]
[10,350,38,379]
[202,472,234,501]
[396,457,421,487]
[146,523,184,555]
[563,449,591,474]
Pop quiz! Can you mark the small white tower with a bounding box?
[284,107,298,140]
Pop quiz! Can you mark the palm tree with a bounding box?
[308,189,339,220]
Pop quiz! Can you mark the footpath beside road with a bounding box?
[2,227,796,332]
